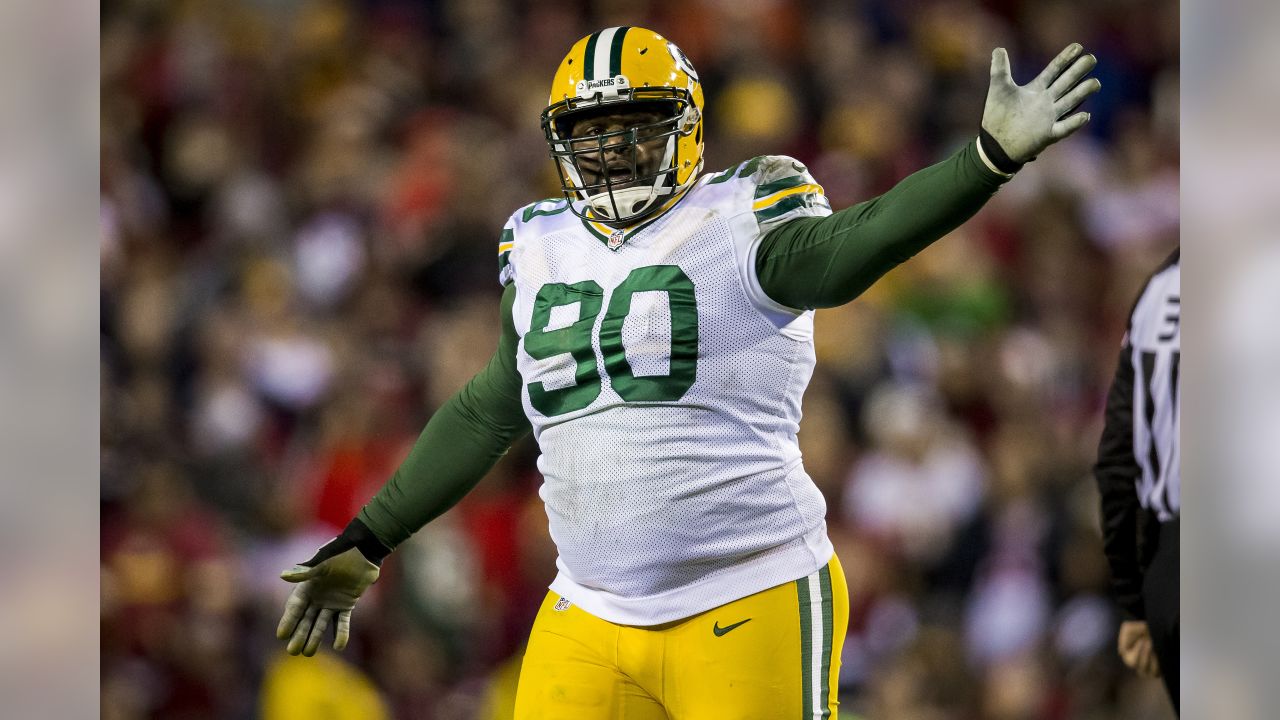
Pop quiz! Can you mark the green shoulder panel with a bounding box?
[499,198,571,287]
[747,156,831,231]
[497,227,515,286]
[520,198,570,223]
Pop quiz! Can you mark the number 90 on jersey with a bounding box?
[523,265,698,416]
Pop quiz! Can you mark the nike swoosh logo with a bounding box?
[713,618,752,637]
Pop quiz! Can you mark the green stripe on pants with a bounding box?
[819,565,834,718]
[797,575,813,720]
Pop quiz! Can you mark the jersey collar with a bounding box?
[580,183,697,251]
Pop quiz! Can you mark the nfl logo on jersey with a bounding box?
[608,228,625,250]
[554,597,572,612]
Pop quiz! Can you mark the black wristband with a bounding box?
[302,517,394,567]
[979,127,1026,174]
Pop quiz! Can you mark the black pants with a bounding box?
[1143,516,1179,714]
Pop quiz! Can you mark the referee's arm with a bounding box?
[1095,341,1146,620]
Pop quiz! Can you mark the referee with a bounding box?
[1095,247,1180,714]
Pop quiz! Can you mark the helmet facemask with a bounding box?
[543,92,701,225]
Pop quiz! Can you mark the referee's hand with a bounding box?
[1117,620,1161,678]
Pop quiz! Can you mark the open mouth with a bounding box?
[581,163,640,189]
[606,166,636,183]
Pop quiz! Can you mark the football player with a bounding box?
[277,27,1100,718]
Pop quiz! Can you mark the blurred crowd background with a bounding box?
[99,0,1178,717]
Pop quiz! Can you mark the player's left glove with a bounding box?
[979,43,1102,175]
[275,519,389,656]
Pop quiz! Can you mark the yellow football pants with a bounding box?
[513,554,848,720]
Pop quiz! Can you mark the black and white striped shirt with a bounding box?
[1125,251,1181,520]
[1095,247,1180,618]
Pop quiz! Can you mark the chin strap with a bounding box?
[588,185,668,220]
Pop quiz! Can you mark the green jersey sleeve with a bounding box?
[755,137,1008,310]
[357,283,529,549]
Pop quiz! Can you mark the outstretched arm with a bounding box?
[277,284,528,655]
[756,138,1005,310]
[756,44,1100,310]
[358,284,529,548]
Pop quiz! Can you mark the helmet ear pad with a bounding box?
[679,102,701,134]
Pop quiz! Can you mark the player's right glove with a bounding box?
[979,43,1102,175]
[275,518,390,656]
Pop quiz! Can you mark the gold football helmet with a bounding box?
[542,27,705,225]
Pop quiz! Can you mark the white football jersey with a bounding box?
[498,156,835,625]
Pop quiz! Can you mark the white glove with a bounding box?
[980,43,1102,173]
[276,546,380,656]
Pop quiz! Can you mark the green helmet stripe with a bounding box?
[592,27,620,82]
[609,26,630,77]
[583,31,601,81]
